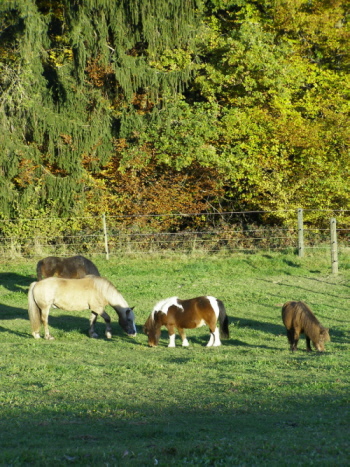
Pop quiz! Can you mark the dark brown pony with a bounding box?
[36,255,100,280]
[143,296,229,347]
[282,301,330,352]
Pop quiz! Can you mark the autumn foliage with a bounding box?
[0,0,349,230]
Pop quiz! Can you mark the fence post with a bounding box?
[297,209,304,257]
[102,214,110,260]
[330,217,338,274]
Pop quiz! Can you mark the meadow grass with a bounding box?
[0,251,349,466]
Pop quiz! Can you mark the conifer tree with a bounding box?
[0,0,200,217]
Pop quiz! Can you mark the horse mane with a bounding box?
[298,302,328,341]
[79,256,100,276]
[89,276,129,309]
[151,296,181,320]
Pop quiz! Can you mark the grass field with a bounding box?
[0,252,349,466]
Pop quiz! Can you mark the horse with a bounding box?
[36,255,100,281]
[28,275,136,340]
[282,301,330,352]
[143,296,229,347]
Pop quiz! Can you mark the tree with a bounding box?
[0,0,201,219]
[187,0,350,224]
[1,0,349,230]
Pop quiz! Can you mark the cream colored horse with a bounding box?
[28,275,136,339]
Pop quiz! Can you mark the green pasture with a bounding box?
[0,252,349,466]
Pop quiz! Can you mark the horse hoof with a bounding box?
[32,333,41,339]
[90,333,99,338]
[45,335,55,340]
[106,332,112,339]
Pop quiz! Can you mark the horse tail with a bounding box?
[36,260,43,281]
[217,299,229,338]
[28,282,41,335]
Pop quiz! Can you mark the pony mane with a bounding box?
[298,302,328,341]
[90,276,129,308]
[151,296,182,319]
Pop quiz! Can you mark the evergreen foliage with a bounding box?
[0,0,200,218]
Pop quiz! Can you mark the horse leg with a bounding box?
[167,324,176,347]
[89,312,99,338]
[101,311,112,339]
[212,327,221,346]
[291,330,300,351]
[207,332,214,346]
[207,327,221,347]
[305,336,312,352]
[42,307,54,340]
[206,316,222,347]
[31,319,41,339]
[177,327,189,347]
[287,329,294,350]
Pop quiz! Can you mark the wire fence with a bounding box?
[1,209,350,263]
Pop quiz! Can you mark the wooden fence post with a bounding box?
[102,214,110,260]
[298,209,304,257]
[330,217,338,274]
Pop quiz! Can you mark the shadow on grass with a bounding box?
[232,316,285,336]
[144,318,348,349]
[150,329,281,350]
[0,307,141,343]
[0,392,348,465]
[329,327,350,344]
[0,272,34,292]
[0,303,27,319]
[282,259,302,268]
[46,314,142,342]
[256,276,350,301]
[0,325,29,338]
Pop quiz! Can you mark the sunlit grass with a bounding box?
[0,252,349,465]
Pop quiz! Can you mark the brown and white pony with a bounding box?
[143,296,229,347]
[28,275,136,340]
[36,255,100,281]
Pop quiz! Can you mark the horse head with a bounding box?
[143,310,163,347]
[316,327,330,351]
[115,307,137,337]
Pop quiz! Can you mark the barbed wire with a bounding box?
[0,210,348,259]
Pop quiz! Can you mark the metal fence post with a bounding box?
[330,217,338,274]
[298,209,304,257]
[102,214,110,260]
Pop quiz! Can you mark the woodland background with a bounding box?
[0,0,349,235]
